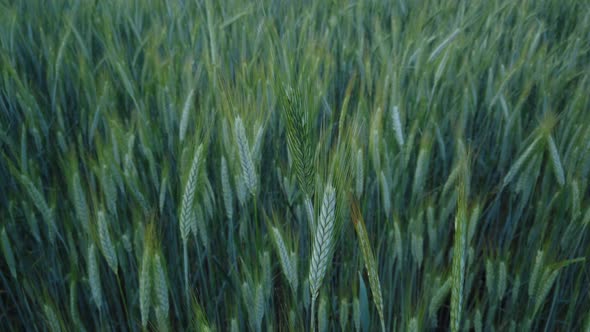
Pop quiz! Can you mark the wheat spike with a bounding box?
[282,85,314,197]
[355,148,364,198]
[429,277,451,318]
[305,196,316,235]
[154,253,169,315]
[528,250,544,297]
[413,142,430,200]
[534,269,559,315]
[179,88,195,143]
[428,29,461,62]
[180,144,203,242]
[235,116,258,196]
[353,297,360,331]
[21,175,56,243]
[411,233,423,267]
[546,134,565,186]
[252,283,265,332]
[451,145,468,332]
[262,251,271,298]
[393,220,403,263]
[69,280,86,331]
[391,105,404,147]
[497,261,507,301]
[511,274,521,306]
[251,125,264,162]
[474,309,482,332]
[140,246,152,327]
[309,184,336,331]
[380,171,391,218]
[503,135,543,187]
[102,165,117,215]
[486,259,495,297]
[408,317,418,332]
[155,306,170,332]
[309,184,336,297]
[44,304,62,332]
[339,298,349,331]
[271,226,298,291]
[73,172,90,234]
[1,227,16,279]
[221,156,234,220]
[97,210,118,273]
[88,244,103,308]
[230,319,239,332]
[572,179,581,219]
[351,199,386,332]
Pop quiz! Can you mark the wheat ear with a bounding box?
[309,184,336,332]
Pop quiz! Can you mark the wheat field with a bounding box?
[1,0,590,331]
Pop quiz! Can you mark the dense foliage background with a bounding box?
[1,0,590,331]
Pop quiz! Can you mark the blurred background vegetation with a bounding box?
[1,0,589,331]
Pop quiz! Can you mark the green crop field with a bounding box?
[1,0,590,331]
